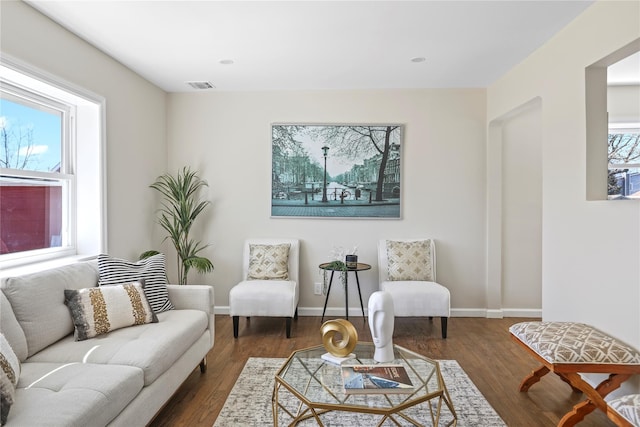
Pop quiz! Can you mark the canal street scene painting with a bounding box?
[271,124,402,218]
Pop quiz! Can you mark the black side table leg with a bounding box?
[344,272,349,320]
[321,271,334,322]
[354,272,365,318]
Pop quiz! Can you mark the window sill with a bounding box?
[0,254,97,279]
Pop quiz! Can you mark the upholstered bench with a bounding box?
[608,394,640,427]
[509,321,640,427]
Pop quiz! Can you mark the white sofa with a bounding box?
[0,260,214,427]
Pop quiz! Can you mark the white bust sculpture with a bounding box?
[368,291,395,363]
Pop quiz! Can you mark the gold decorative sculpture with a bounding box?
[320,319,357,357]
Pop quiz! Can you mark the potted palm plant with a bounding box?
[141,166,213,285]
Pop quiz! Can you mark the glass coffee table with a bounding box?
[272,342,457,426]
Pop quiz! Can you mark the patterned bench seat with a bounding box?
[509,321,640,427]
[607,394,640,427]
[608,394,640,427]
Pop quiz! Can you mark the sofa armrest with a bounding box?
[166,284,214,349]
[167,284,214,312]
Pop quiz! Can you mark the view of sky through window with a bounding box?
[0,98,62,172]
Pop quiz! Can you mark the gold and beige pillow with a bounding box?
[0,333,20,426]
[386,240,434,281]
[64,282,158,341]
[247,243,291,280]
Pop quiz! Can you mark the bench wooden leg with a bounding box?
[519,365,550,392]
[559,399,597,427]
[558,373,631,427]
[557,373,583,394]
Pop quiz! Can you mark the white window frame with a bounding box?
[1,82,76,260]
[0,54,106,271]
[607,123,640,199]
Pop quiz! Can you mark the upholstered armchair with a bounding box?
[229,238,300,338]
[377,239,450,338]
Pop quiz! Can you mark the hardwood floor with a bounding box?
[149,315,614,427]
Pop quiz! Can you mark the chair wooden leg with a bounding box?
[286,317,292,338]
[199,356,207,373]
[233,316,239,338]
[441,317,448,339]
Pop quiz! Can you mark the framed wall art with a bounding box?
[271,124,402,219]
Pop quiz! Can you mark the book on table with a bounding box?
[341,364,414,394]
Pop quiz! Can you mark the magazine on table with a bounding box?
[341,364,414,394]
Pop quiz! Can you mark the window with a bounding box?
[608,125,640,199]
[0,55,105,269]
[1,84,72,256]
[585,40,639,201]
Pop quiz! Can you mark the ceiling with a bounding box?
[24,0,610,93]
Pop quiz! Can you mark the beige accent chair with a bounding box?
[229,238,299,338]
[378,238,450,338]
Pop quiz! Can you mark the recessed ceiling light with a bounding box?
[219,59,234,65]
[410,57,426,63]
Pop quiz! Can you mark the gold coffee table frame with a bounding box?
[272,342,457,426]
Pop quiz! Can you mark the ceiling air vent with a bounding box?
[186,81,215,90]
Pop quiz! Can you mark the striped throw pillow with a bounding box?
[64,282,158,341]
[98,254,174,313]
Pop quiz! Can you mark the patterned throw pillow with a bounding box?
[98,254,173,313]
[0,333,20,426]
[386,240,434,281]
[64,282,158,341]
[247,243,291,280]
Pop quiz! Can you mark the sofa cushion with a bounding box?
[8,362,143,427]
[64,282,158,341]
[386,239,434,281]
[247,243,290,280]
[98,254,174,313]
[0,262,98,357]
[1,334,20,426]
[0,292,27,362]
[27,309,208,386]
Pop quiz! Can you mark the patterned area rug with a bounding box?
[213,357,506,426]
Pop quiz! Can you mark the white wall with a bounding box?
[12,0,629,328]
[0,1,168,260]
[167,89,489,315]
[608,84,640,123]
[488,0,640,348]
[501,106,542,311]
[2,2,498,318]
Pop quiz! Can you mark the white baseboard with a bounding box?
[451,308,489,317]
[214,306,542,319]
[214,306,229,315]
[451,308,541,318]
[486,309,504,319]
[300,307,368,318]
[501,308,542,318]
